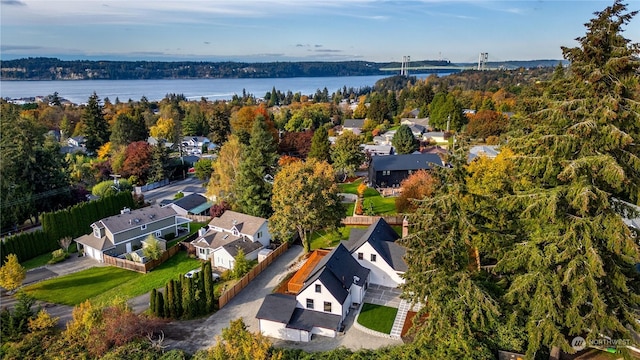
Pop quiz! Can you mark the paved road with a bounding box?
[141,177,206,205]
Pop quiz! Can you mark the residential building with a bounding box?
[368,153,443,188]
[67,136,86,148]
[341,119,365,136]
[166,193,212,216]
[468,145,500,162]
[190,210,271,269]
[344,218,407,287]
[256,244,370,341]
[74,205,192,262]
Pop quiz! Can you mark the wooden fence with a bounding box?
[341,215,406,226]
[103,244,181,273]
[218,241,290,309]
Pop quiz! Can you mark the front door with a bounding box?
[126,242,132,253]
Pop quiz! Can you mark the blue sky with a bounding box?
[1,0,638,63]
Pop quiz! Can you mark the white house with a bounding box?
[74,205,192,263]
[256,244,370,342]
[190,210,271,269]
[344,218,407,287]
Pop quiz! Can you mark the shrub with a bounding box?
[48,249,69,264]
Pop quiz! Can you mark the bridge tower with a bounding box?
[477,52,488,71]
[401,55,411,76]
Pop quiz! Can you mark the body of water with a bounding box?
[0,73,449,104]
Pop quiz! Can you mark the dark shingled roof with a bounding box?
[286,308,342,332]
[223,237,263,256]
[301,243,370,304]
[370,153,442,172]
[256,294,298,323]
[172,193,208,212]
[345,218,407,272]
[343,119,365,129]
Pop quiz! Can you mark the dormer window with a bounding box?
[141,224,147,230]
[93,228,100,238]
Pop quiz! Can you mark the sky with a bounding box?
[1,0,638,63]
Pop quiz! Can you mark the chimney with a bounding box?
[121,207,131,214]
[402,216,409,238]
[198,226,208,237]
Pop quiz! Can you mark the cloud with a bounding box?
[314,49,342,53]
[1,0,26,5]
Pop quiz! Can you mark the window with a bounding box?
[324,301,332,312]
[141,224,147,230]
[357,252,363,260]
[155,231,161,237]
[199,248,206,254]
[256,231,262,239]
[370,254,377,262]
[93,228,100,238]
[315,284,321,293]
[382,170,390,176]
[306,299,314,309]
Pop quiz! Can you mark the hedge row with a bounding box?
[1,192,135,263]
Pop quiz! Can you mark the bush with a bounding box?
[48,249,68,265]
[164,233,176,241]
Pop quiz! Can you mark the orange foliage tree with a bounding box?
[395,169,437,213]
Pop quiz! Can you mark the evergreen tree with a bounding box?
[308,126,331,162]
[391,125,419,154]
[82,92,110,154]
[234,118,278,218]
[155,291,165,318]
[208,102,231,146]
[499,2,640,356]
[110,112,148,147]
[149,288,157,316]
[203,261,214,312]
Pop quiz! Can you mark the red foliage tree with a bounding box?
[464,110,509,140]
[277,130,314,158]
[209,201,230,218]
[121,141,153,184]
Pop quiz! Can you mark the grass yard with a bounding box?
[90,251,202,306]
[21,243,78,271]
[339,178,398,215]
[23,266,139,306]
[309,227,353,250]
[357,303,398,334]
[23,250,202,306]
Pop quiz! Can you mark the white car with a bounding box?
[185,269,201,278]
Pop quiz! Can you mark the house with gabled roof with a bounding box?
[74,205,192,262]
[368,153,443,188]
[166,193,213,216]
[344,218,407,287]
[256,243,370,342]
[191,210,271,269]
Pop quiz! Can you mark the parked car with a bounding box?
[185,269,201,278]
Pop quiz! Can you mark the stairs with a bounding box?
[390,299,411,338]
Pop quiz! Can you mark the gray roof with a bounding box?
[301,243,370,304]
[287,308,342,332]
[468,145,500,162]
[370,153,443,172]
[345,218,407,272]
[222,237,264,257]
[95,205,178,234]
[256,293,298,323]
[191,230,241,249]
[343,119,365,129]
[209,210,267,236]
[172,193,209,212]
[74,233,115,251]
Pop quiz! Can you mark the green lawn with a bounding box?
[24,250,202,306]
[21,243,78,271]
[339,178,397,215]
[309,226,373,250]
[23,266,139,306]
[167,222,206,247]
[357,303,398,334]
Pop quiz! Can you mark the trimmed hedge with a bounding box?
[1,192,135,263]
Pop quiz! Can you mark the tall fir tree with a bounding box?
[308,126,331,162]
[391,124,419,154]
[498,1,640,356]
[82,92,110,154]
[234,117,278,218]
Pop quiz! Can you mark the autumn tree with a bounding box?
[395,169,437,213]
[391,125,419,154]
[465,109,509,140]
[120,141,153,184]
[331,130,364,180]
[197,318,277,360]
[0,254,26,292]
[495,2,640,356]
[269,160,343,252]
[207,134,243,206]
[234,119,278,218]
[142,234,163,261]
[194,158,214,181]
[82,92,110,154]
[308,126,331,162]
[277,130,313,158]
[149,117,177,143]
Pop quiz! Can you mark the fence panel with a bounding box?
[341,215,405,226]
[103,243,181,273]
[217,242,289,309]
